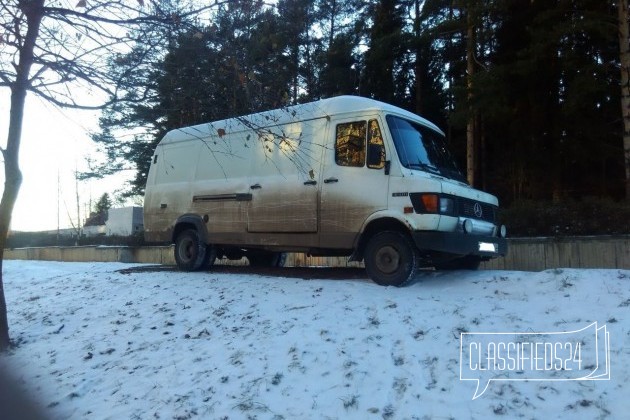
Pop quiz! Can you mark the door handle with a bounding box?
[250,183,262,190]
[303,180,317,186]
[324,177,338,184]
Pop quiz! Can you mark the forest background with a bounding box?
[86,0,630,237]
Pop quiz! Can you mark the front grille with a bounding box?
[407,192,498,223]
[458,198,497,223]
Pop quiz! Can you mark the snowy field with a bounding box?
[1,260,629,419]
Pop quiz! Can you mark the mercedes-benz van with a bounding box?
[144,96,507,286]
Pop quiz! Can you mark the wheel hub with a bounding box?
[375,245,400,274]
[179,239,194,262]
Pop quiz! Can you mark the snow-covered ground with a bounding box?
[1,260,629,419]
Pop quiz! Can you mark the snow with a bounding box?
[1,260,629,419]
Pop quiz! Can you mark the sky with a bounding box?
[0,91,134,232]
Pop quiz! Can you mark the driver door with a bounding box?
[319,116,390,249]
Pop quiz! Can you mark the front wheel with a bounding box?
[364,231,420,287]
[174,229,207,271]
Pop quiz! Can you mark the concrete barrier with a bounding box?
[4,236,629,271]
[480,236,629,270]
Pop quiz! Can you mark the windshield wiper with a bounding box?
[407,161,441,175]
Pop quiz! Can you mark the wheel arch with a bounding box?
[172,214,209,244]
[350,216,412,262]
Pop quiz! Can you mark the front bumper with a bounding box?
[411,231,508,258]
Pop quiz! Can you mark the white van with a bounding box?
[144,96,507,286]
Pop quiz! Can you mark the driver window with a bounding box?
[335,121,367,167]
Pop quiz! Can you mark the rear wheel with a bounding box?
[364,231,420,287]
[174,229,207,271]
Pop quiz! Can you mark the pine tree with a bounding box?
[89,1,298,195]
[362,0,406,105]
[94,193,113,218]
[320,33,360,97]
[316,0,362,98]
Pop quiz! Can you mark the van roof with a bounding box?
[160,95,444,145]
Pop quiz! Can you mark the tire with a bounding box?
[247,251,286,267]
[435,256,481,271]
[174,229,207,271]
[364,231,420,287]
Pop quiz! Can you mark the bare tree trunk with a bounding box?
[480,117,487,190]
[466,5,476,186]
[413,0,422,115]
[0,0,44,352]
[75,168,82,245]
[0,97,25,351]
[328,0,337,50]
[446,0,455,145]
[619,0,630,199]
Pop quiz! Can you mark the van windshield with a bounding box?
[386,115,465,183]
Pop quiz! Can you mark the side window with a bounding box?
[335,121,367,167]
[367,119,386,169]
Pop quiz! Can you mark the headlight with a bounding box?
[410,193,456,215]
[439,197,454,214]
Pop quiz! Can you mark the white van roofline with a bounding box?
[159,95,444,145]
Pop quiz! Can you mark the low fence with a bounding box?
[3,236,628,271]
[481,236,628,270]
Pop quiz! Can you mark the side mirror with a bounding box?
[367,143,385,169]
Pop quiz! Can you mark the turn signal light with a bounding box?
[421,194,439,213]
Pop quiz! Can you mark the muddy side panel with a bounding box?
[190,130,254,242]
[247,118,327,233]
